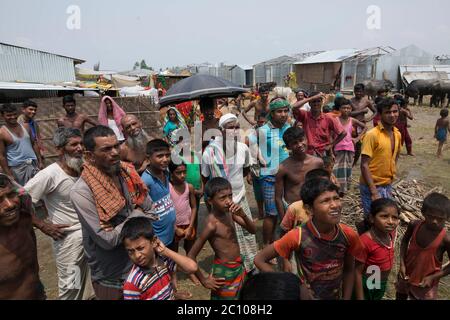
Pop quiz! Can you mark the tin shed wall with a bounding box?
[0,43,77,83]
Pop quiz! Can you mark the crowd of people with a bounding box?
[0,83,449,301]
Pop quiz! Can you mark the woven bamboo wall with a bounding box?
[1,96,162,165]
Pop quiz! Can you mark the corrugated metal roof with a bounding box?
[295,47,395,65]
[295,48,359,64]
[0,42,85,64]
[0,81,97,91]
[0,43,80,83]
[400,65,450,84]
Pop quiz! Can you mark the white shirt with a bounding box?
[300,102,311,112]
[201,137,251,203]
[108,119,125,141]
[24,163,81,231]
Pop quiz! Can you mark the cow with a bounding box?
[362,79,394,100]
[404,79,436,106]
[431,80,450,108]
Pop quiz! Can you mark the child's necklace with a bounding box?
[370,230,392,249]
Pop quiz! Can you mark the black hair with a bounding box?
[168,160,186,173]
[62,95,76,105]
[370,198,399,217]
[305,168,330,181]
[258,87,269,94]
[120,217,155,242]
[256,113,267,120]
[240,272,301,300]
[393,94,406,107]
[354,83,365,91]
[199,97,215,113]
[1,103,18,114]
[294,88,309,97]
[334,97,351,109]
[440,108,449,118]
[377,88,388,94]
[422,192,450,219]
[283,127,305,147]
[146,139,170,156]
[83,125,116,152]
[0,174,12,188]
[300,178,340,207]
[376,97,398,114]
[22,100,38,108]
[204,177,232,199]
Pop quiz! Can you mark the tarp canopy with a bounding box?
[111,74,140,88]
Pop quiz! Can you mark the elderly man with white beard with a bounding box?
[120,114,154,174]
[24,127,94,300]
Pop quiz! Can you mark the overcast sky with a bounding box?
[1,0,449,70]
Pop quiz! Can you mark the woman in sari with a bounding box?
[98,96,126,141]
[163,106,188,146]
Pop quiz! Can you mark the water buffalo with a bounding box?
[404,79,436,106]
[362,79,394,100]
[431,80,450,108]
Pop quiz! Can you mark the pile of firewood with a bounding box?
[341,179,447,226]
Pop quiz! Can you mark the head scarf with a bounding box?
[218,113,238,129]
[163,106,188,146]
[268,99,290,121]
[98,96,126,132]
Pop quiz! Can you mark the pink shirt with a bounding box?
[169,182,191,226]
[293,109,345,155]
[334,118,355,152]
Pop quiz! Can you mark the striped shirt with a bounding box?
[123,256,176,300]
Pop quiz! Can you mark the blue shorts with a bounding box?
[360,184,393,217]
[261,175,277,217]
[252,175,263,202]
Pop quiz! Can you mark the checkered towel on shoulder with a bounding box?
[81,161,148,222]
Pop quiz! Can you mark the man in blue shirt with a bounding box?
[256,98,291,251]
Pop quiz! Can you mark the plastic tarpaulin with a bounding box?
[111,74,140,88]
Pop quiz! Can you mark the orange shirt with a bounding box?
[280,201,309,232]
[360,123,401,186]
[274,221,365,262]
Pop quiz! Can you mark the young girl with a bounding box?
[355,198,400,300]
[434,108,450,158]
[169,161,199,285]
[332,98,366,195]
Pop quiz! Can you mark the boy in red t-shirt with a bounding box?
[396,192,450,300]
[255,178,365,300]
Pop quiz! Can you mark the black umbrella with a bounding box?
[159,74,249,107]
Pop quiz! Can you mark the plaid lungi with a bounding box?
[332,150,354,193]
[234,196,258,272]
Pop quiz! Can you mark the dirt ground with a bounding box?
[36,104,450,300]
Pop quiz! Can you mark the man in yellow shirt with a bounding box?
[360,98,401,220]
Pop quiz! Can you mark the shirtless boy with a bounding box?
[351,84,377,166]
[57,95,97,133]
[188,177,256,300]
[275,127,323,219]
[242,88,270,126]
